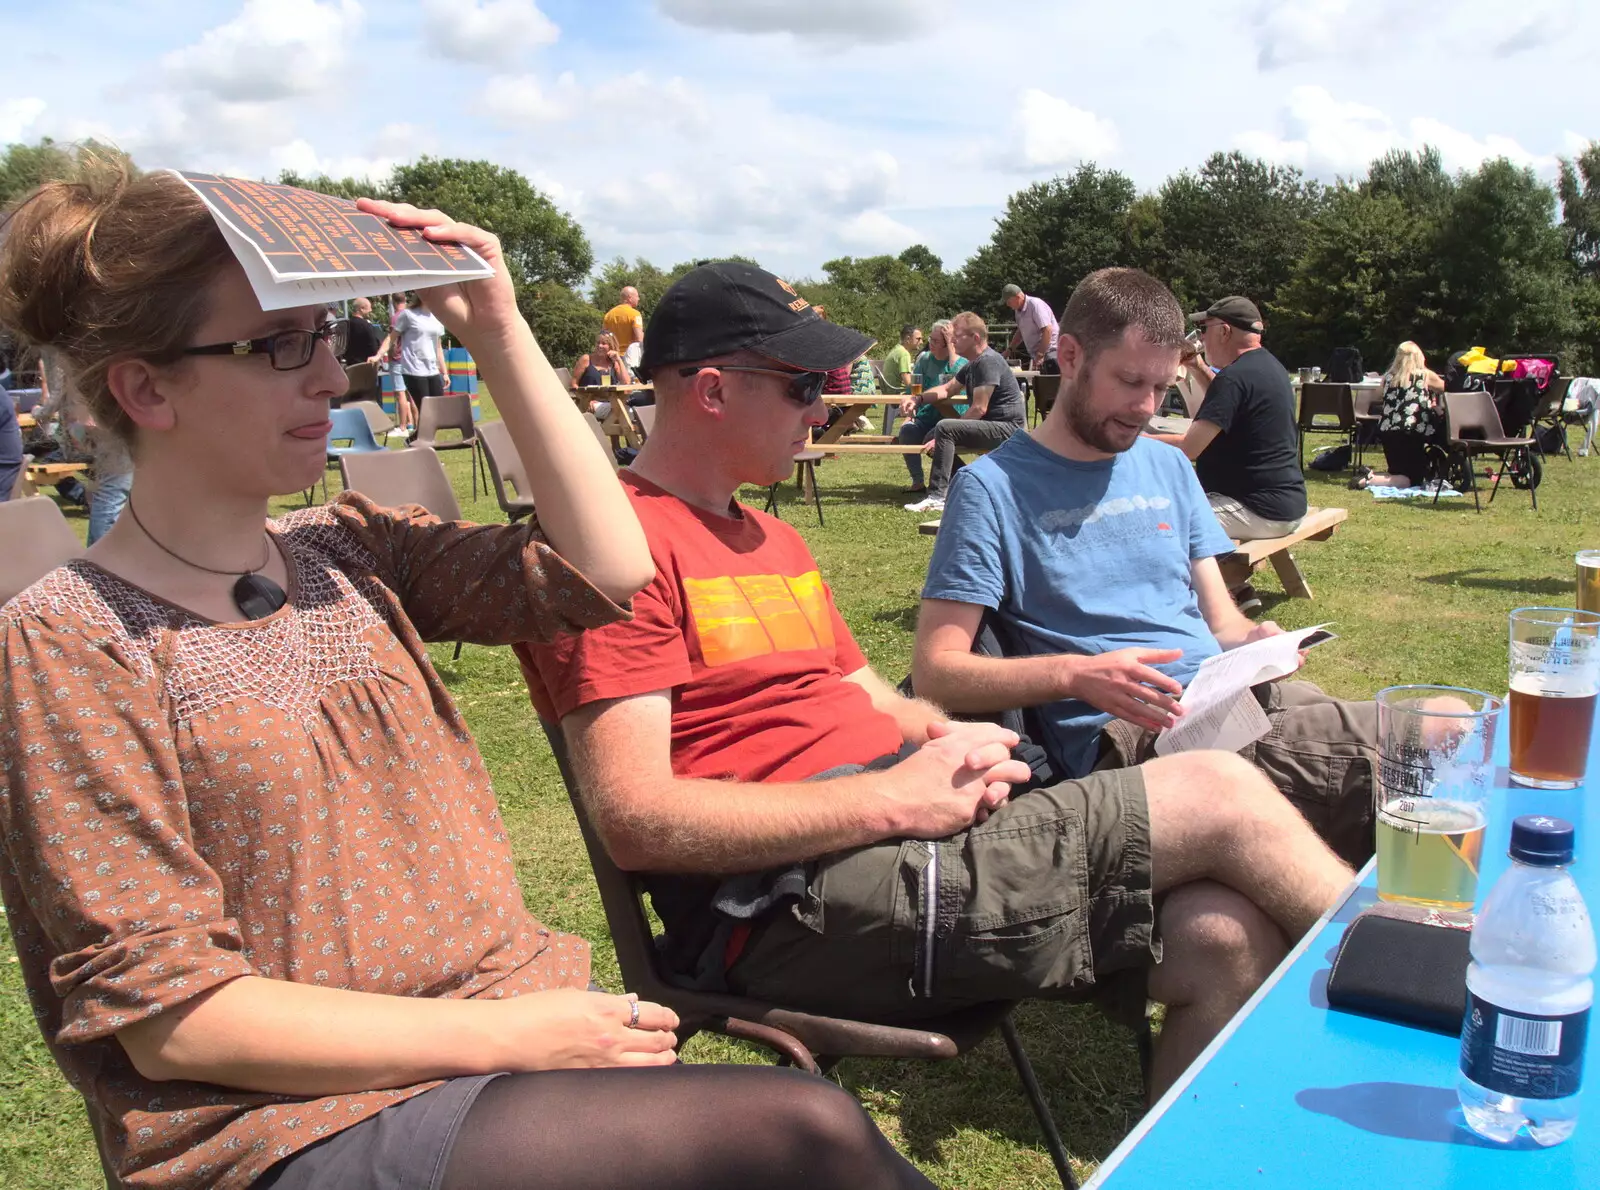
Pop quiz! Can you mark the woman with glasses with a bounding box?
[0,167,932,1190]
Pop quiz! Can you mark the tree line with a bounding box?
[4,137,1597,375]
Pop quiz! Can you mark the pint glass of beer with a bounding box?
[1509,607,1600,789]
[1579,551,1600,615]
[1374,686,1502,909]
[911,380,924,396]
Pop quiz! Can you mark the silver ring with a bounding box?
[627,1000,640,1029]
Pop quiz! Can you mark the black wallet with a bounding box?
[1325,912,1472,1035]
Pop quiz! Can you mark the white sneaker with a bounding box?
[386,428,409,439]
[854,415,873,432]
[904,495,945,513]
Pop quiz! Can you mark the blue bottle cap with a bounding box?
[1509,815,1575,866]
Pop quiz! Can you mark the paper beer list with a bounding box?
[172,171,493,311]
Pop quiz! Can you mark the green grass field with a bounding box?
[3,405,1595,1189]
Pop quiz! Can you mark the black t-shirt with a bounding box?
[955,348,1026,424]
[341,316,384,366]
[1194,346,1307,522]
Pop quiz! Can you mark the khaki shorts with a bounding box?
[728,766,1156,1026]
[1099,679,1377,867]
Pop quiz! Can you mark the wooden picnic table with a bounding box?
[815,394,882,445]
[17,460,88,499]
[572,385,652,448]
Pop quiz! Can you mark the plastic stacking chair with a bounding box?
[414,394,484,500]
[339,447,463,521]
[1529,378,1575,461]
[309,406,386,504]
[476,420,537,523]
[344,399,394,442]
[1031,374,1062,425]
[1351,387,1385,471]
[1438,390,1539,512]
[342,362,381,404]
[1296,382,1355,467]
[632,403,657,439]
[0,495,86,605]
[764,450,824,525]
[340,447,468,658]
[537,717,1084,1190]
[555,366,574,391]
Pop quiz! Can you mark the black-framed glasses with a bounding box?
[183,322,348,371]
[679,364,828,407]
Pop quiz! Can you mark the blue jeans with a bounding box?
[88,470,132,544]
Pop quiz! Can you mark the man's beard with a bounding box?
[1063,368,1142,455]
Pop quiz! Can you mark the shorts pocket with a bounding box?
[933,808,1092,1002]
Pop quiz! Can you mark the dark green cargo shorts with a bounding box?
[726,766,1156,1025]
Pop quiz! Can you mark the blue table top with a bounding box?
[1089,714,1598,1189]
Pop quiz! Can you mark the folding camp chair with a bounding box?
[537,716,1083,1189]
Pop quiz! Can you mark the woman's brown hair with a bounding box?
[0,156,231,446]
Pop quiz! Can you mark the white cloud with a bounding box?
[1009,89,1118,171]
[656,0,950,41]
[837,209,920,252]
[1235,85,1553,177]
[0,97,46,144]
[424,0,559,67]
[161,0,363,103]
[269,139,405,184]
[1251,0,1575,70]
[479,73,573,123]
[1252,0,1357,69]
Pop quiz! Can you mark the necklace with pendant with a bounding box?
[125,499,288,619]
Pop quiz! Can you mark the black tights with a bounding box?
[441,1064,933,1190]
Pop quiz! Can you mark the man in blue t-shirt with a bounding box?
[891,318,965,493]
[913,267,1376,865]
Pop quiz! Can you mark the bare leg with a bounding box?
[1144,750,1351,939]
[1145,880,1287,1097]
[1134,752,1349,1097]
[1362,471,1409,488]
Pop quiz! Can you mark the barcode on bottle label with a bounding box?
[1494,1013,1563,1057]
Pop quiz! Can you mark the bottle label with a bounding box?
[1460,992,1588,1099]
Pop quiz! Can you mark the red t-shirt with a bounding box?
[516,471,903,781]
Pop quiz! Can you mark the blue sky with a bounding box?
[1,0,1595,288]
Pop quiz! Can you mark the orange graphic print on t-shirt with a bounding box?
[684,571,837,666]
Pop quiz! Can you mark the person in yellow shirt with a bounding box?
[603,286,646,369]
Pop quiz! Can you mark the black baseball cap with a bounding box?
[639,261,873,379]
[1189,296,1264,334]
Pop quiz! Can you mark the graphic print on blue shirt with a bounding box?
[921,432,1236,776]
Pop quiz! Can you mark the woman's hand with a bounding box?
[493,989,679,1071]
[355,199,523,351]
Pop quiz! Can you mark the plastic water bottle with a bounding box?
[1458,815,1595,1145]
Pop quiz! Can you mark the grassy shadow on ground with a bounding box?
[4,400,1597,1188]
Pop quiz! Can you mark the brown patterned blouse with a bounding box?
[0,493,627,1190]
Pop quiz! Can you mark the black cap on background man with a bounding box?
[639,261,872,378]
[1188,296,1264,335]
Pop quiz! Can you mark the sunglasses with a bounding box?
[678,364,828,407]
[183,321,347,371]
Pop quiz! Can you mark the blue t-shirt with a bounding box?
[921,432,1235,776]
[912,351,965,429]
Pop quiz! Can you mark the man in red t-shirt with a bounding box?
[516,263,1352,1097]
